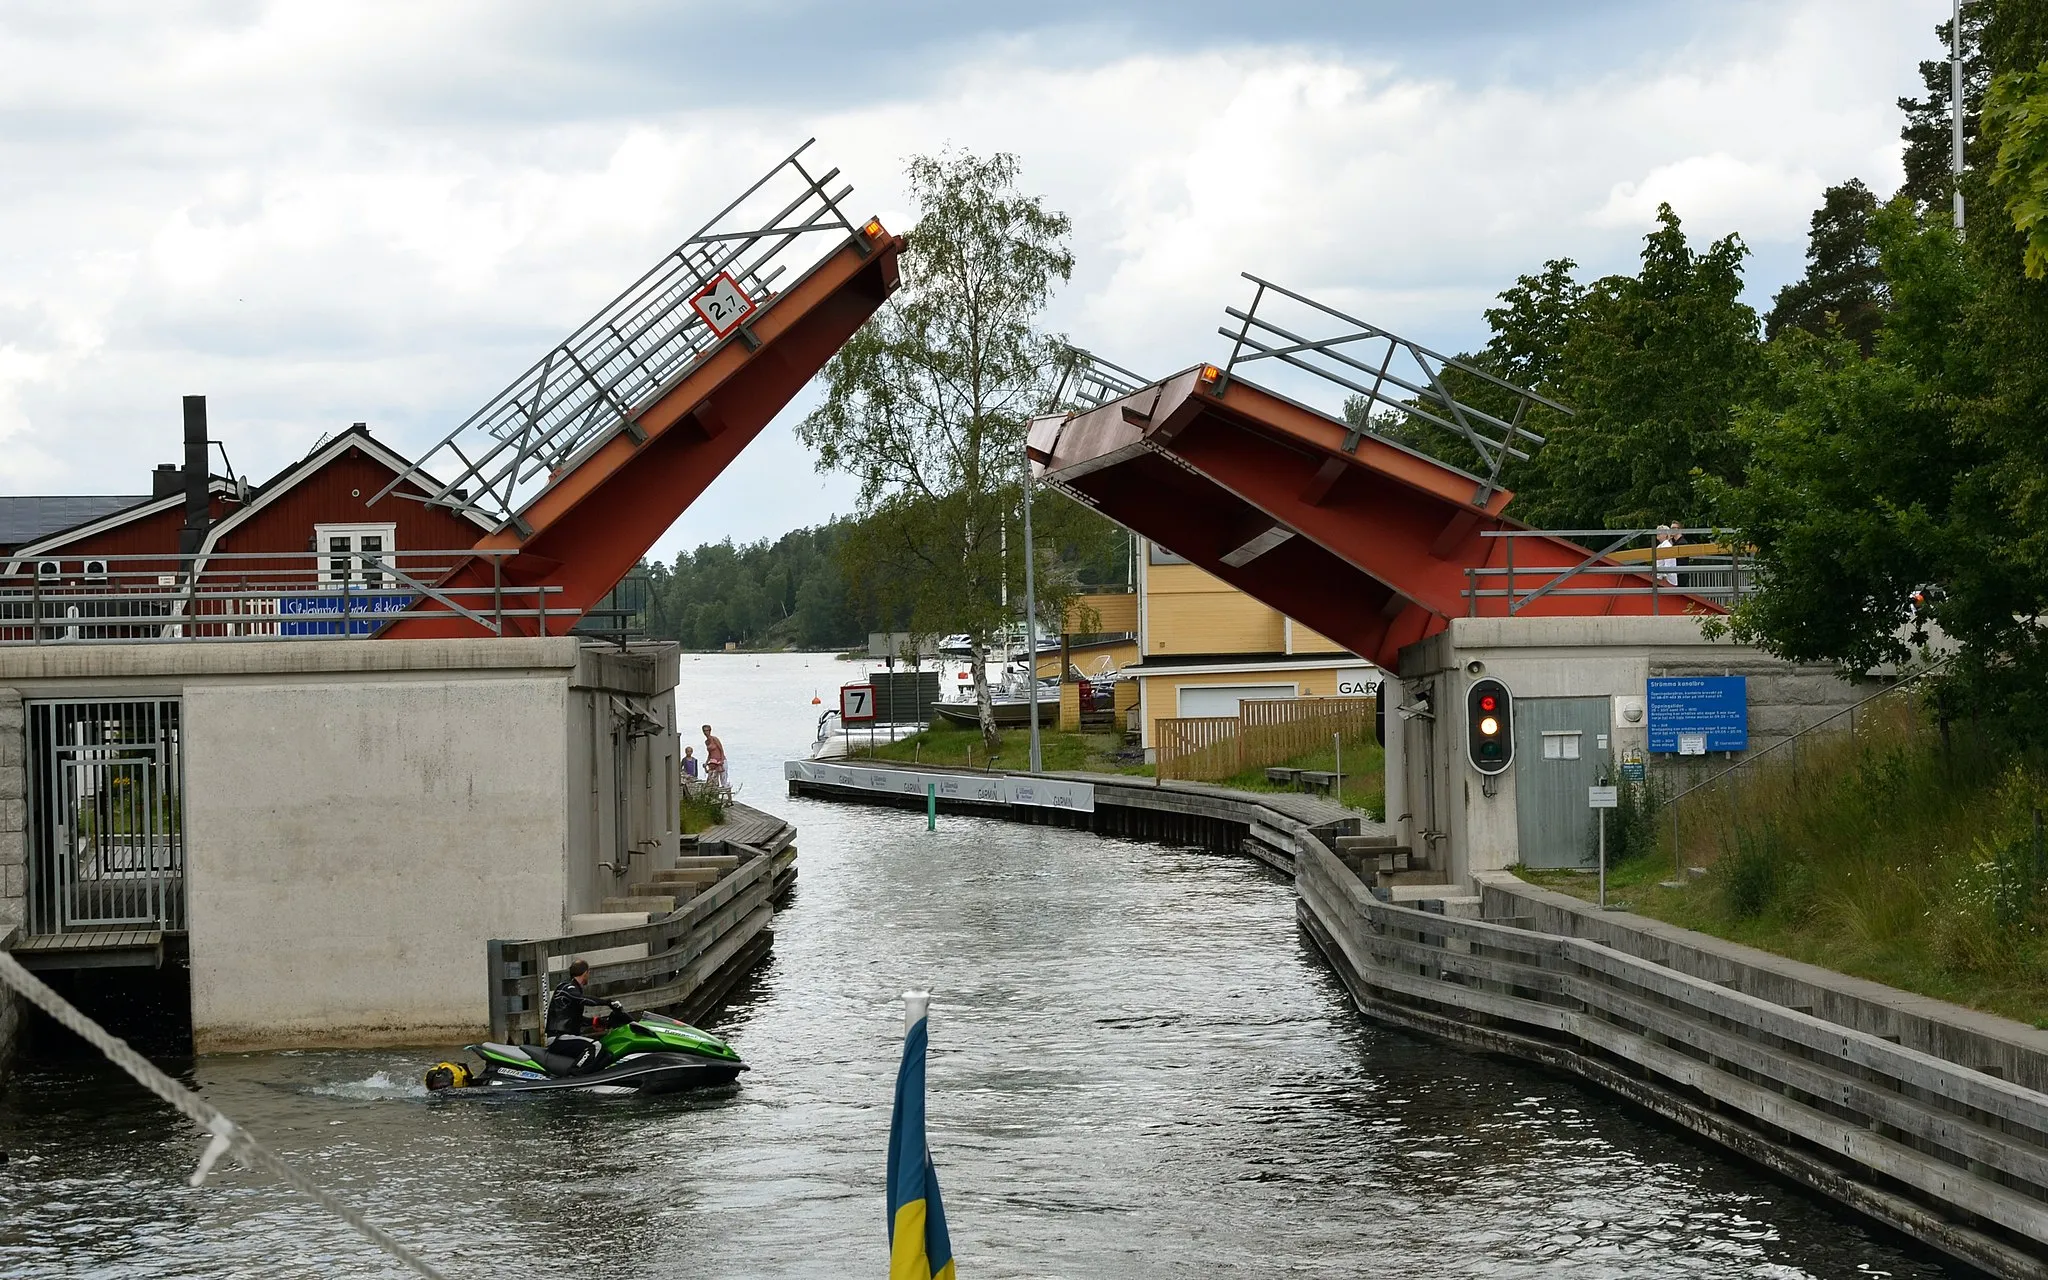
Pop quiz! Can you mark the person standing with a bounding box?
[702,724,728,794]
[1653,524,1679,588]
[680,745,700,791]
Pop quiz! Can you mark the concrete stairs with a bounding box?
[1329,832,1475,916]
[604,854,745,915]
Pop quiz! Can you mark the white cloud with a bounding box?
[0,0,1937,555]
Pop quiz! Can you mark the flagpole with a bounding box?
[903,989,929,1032]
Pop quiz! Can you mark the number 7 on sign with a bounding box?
[690,271,757,338]
[840,684,876,723]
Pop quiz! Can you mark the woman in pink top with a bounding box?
[702,725,728,793]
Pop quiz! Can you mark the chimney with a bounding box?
[152,463,183,499]
[179,396,210,559]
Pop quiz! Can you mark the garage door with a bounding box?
[1178,684,1297,718]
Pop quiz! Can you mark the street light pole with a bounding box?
[1021,439,1043,774]
[1954,0,1967,234]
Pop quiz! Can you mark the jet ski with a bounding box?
[424,1008,747,1095]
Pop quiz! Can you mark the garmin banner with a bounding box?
[783,760,1095,813]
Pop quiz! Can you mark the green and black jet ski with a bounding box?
[424,1008,747,1095]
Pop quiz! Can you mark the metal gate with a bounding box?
[1513,696,1609,869]
[24,699,186,934]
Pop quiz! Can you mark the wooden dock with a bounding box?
[487,802,797,1042]
[7,928,165,970]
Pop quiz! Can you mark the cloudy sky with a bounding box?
[0,0,1942,558]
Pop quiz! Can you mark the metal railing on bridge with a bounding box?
[0,550,577,644]
[1462,528,1752,616]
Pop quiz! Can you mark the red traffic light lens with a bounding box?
[1480,694,1497,712]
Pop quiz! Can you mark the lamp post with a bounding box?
[1953,0,1966,234]
[1021,439,1043,774]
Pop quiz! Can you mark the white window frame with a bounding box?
[314,523,398,588]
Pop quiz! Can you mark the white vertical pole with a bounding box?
[1598,806,1608,909]
[1022,442,1043,773]
[903,989,930,1034]
[1954,0,1967,233]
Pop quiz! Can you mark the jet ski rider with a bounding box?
[546,959,622,1073]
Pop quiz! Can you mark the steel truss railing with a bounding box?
[0,551,576,644]
[1049,343,1151,413]
[1217,274,1567,502]
[372,139,866,534]
[1461,528,1751,616]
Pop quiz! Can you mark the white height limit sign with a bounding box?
[690,271,757,337]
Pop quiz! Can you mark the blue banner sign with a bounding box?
[279,593,414,637]
[1646,676,1748,753]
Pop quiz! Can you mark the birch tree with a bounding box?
[799,150,1074,750]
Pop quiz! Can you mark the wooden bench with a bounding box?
[1265,767,1302,787]
[1296,770,1337,795]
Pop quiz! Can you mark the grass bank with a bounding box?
[840,723,1150,775]
[840,722,1386,814]
[1206,737,1385,817]
[1517,697,2048,1027]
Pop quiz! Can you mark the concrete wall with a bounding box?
[0,688,22,936]
[182,673,573,1048]
[1392,617,1874,885]
[0,637,684,1050]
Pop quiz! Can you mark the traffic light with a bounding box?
[1466,678,1513,775]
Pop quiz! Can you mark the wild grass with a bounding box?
[1210,733,1385,817]
[843,723,1150,775]
[1519,694,2048,1027]
[679,789,727,834]
[838,721,1385,812]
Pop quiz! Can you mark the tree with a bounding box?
[1765,179,1889,352]
[1898,4,1989,210]
[1501,206,1761,531]
[799,150,1075,749]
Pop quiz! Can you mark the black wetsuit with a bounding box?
[545,977,610,1071]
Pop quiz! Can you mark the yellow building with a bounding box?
[1129,539,1377,757]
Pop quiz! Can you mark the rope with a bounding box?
[0,950,452,1280]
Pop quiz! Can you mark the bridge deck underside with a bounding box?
[1035,372,1716,669]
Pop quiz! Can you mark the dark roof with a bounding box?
[0,495,151,550]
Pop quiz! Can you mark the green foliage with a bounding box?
[1896,4,1988,209]
[1507,206,1761,531]
[1984,61,2048,278]
[1524,703,2048,1023]
[1346,212,1763,536]
[642,520,881,651]
[1765,179,1889,351]
[679,788,726,835]
[799,149,1077,748]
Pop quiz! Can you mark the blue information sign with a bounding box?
[1646,676,1748,753]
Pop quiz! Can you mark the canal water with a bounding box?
[1,653,1953,1278]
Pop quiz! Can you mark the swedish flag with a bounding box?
[887,992,956,1280]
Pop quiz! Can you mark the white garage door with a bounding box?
[1178,683,1297,718]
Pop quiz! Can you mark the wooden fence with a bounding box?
[1157,696,1377,782]
[1296,840,2048,1278]
[487,844,796,1042]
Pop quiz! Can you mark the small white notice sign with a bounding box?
[1588,785,1619,809]
[690,271,757,337]
[1677,731,1708,756]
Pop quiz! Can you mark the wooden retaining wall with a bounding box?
[1298,842,2048,1279]
[486,815,797,1042]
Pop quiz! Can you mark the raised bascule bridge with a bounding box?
[1029,276,1723,672]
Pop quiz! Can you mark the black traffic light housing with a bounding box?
[1466,677,1513,775]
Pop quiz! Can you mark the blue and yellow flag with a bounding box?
[887,992,955,1280]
